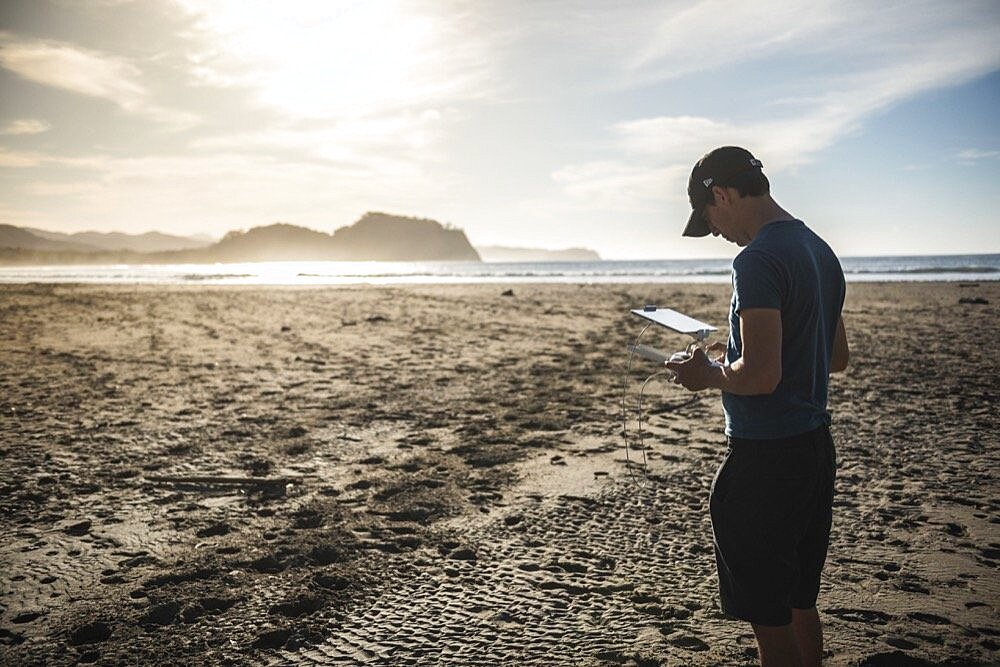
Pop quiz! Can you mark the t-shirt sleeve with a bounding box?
[732,249,784,313]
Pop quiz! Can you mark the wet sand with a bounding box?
[0,281,997,666]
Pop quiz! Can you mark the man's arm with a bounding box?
[830,315,849,373]
[716,308,782,394]
[666,308,782,395]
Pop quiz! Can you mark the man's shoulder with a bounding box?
[733,244,781,273]
[787,220,839,256]
[744,220,838,262]
[740,221,844,292]
[731,247,787,298]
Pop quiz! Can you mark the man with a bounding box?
[665,146,849,667]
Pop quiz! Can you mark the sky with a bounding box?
[0,0,998,259]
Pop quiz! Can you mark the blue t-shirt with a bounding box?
[723,219,845,439]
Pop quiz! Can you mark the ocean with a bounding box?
[0,254,997,285]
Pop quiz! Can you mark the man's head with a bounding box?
[683,146,769,245]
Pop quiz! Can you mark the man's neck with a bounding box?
[743,196,795,241]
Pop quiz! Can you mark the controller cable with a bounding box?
[621,322,673,490]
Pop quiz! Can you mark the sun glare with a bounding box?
[185,0,451,118]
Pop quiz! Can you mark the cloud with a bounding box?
[189,108,452,167]
[0,147,101,169]
[626,0,1000,84]
[553,109,850,210]
[0,32,144,101]
[0,148,46,168]
[552,162,688,211]
[633,36,998,171]
[0,203,51,227]
[25,181,103,197]
[608,110,847,175]
[0,118,51,135]
[957,148,999,161]
[0,32,198,128]
[613,117,734,162]
[172,0,495,120]
[554,3,1000,210]
[629,0,844,75]
[1,144,463,235]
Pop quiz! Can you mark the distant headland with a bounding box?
[0,213,602,265]
[0,212,481,265]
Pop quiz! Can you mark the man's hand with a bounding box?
[665,347,721,392]
[705,341,727,365]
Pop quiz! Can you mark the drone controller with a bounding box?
[627,305,719,378]
[630,304,717,341]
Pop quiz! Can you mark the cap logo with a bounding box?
[702,178,713,187]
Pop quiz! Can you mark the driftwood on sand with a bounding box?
[144,475,304,487]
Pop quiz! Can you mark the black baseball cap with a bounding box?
[683,146,764,237]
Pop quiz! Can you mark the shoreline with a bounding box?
[0,278,998,291]
[1,255,998,288]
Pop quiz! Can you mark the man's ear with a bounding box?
[711,185,730,205]
[711,185,741,206]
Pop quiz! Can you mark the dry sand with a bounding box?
[0,281,997,666]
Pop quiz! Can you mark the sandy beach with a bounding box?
[0,280,997,666]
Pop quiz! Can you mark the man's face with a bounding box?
[703,188,748,246]
[703,203,738,245]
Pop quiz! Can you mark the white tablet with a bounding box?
[630,306,717,337]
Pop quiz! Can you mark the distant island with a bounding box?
[0,212,481,265]
[475,245,601,262]
[21,228,214,253]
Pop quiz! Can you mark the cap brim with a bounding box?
[682,209,710,237]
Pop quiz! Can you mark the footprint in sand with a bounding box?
[182,597,238,623]
[0,628,26,646]
[69,620,112,645]
[11,611,44,624]
[827,607,893,625]
[140,601,181,626]
[252,627,291,649]
[269,595,325,618]
[312,573,351,591]
[669,634,710,651]
[895,578,931,594]
[907,611,951,625]
[195,521,231,538]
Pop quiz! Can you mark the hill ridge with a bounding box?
[0,213,481,264]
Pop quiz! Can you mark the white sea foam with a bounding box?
[0,256,997,285]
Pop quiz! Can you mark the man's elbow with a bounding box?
[831,319,849,373]
[747,366,781,395]
[830,349,850,373]
[758,374,781,395]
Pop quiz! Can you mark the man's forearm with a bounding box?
[708,357,779,395]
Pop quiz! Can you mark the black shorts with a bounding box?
[710,424,836,627]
